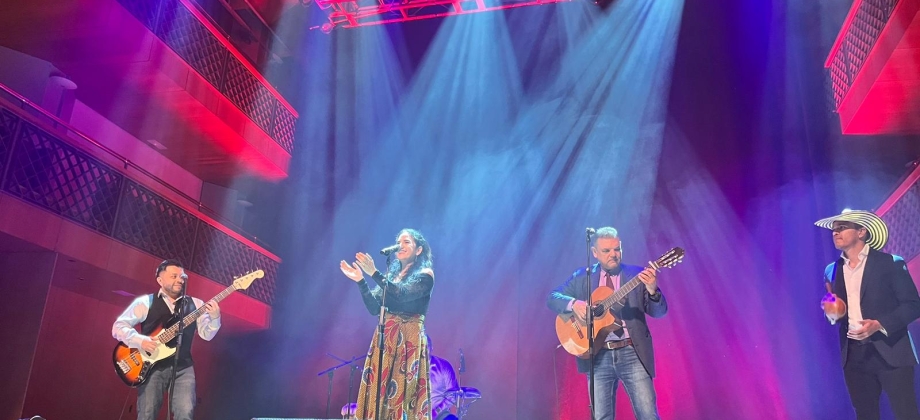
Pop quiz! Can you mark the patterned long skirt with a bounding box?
[355,313,432,420]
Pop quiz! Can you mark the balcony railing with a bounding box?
[825,0,900,111]
[877,161,920,263]
[0,85,279,305]
[189,0,292,69]
[118,0,298,154]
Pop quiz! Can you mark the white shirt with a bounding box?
[842,246,869,329]
[840,245,887,336]
[112,293,221,349]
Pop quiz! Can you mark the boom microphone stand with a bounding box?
[347,359,361,419]
[316,352,366,418]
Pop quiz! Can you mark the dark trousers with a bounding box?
[844,340,920,420]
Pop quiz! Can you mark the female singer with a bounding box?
[340,228,435,420]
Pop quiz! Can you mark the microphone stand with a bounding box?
[347,361,360,419]
[316,353,366,419]
[585,231,597,420]
[456,348,465,413]
[373,253,393,420]
[167,277,188,420]
[326,369,334,419]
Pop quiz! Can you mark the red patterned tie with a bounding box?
[606,272,624,338]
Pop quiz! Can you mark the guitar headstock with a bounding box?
[652,247,685,270]
[232,270,265,291]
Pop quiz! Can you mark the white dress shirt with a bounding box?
[112,293,221,349]
[841,245,887,336]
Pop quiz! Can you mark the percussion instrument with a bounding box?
[444,386,481,419]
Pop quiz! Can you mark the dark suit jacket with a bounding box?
[826,248,920,368]
[547,263,668,377]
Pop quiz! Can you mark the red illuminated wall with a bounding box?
[0,254,228,420]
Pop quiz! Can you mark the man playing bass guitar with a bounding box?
[112,259,221,420]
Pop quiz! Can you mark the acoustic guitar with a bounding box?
[555,248,684,358]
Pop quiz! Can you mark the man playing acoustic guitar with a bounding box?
[112,259,221,420]
[547,227,668,420]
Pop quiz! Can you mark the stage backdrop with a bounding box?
[206,0,920,418]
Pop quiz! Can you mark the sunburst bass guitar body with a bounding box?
[112,270,264,387]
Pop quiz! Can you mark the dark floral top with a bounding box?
[357,270,434,316]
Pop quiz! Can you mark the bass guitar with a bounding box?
[112,270,264,386]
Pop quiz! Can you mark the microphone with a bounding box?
[459,348,466,373]
[380,244,400,255]
[586,227,596,235]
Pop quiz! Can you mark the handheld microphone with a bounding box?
[586,227,597,235]
[380,244,400,255]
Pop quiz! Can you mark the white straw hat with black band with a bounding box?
[814,210,889,250]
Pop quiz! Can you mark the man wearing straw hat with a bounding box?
[817,210,920,420]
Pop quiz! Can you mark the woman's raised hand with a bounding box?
[340,260,364,282]
[355,252,378,276]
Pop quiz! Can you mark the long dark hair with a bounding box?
[386,228,433,281]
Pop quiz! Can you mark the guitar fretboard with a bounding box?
[596,261,662,310]
[159,285,237,342]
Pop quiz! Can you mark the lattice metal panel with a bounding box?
[272,108,296,154]
[0,109,18,178]
[191,222,256,288]
[825,69,842,116]
[249,252,278,305]
[116,0,163,30]
[882,181,920,262]
[828,52,849,109]
[828,0,899,109]
[0,102,281,306]
[224,59,276,135]
[157,1,227,87]
[4,122,123,234]
[116,0,297,154]
[114,180,198,262]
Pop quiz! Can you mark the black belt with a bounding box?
[603,338,633,350]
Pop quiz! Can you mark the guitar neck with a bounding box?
[598,266,658,308]
[599,275,643,308]
[159,285,237,342]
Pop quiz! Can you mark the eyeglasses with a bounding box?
[831,225,859,233]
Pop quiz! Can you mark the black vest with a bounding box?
[141,294,197,370]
